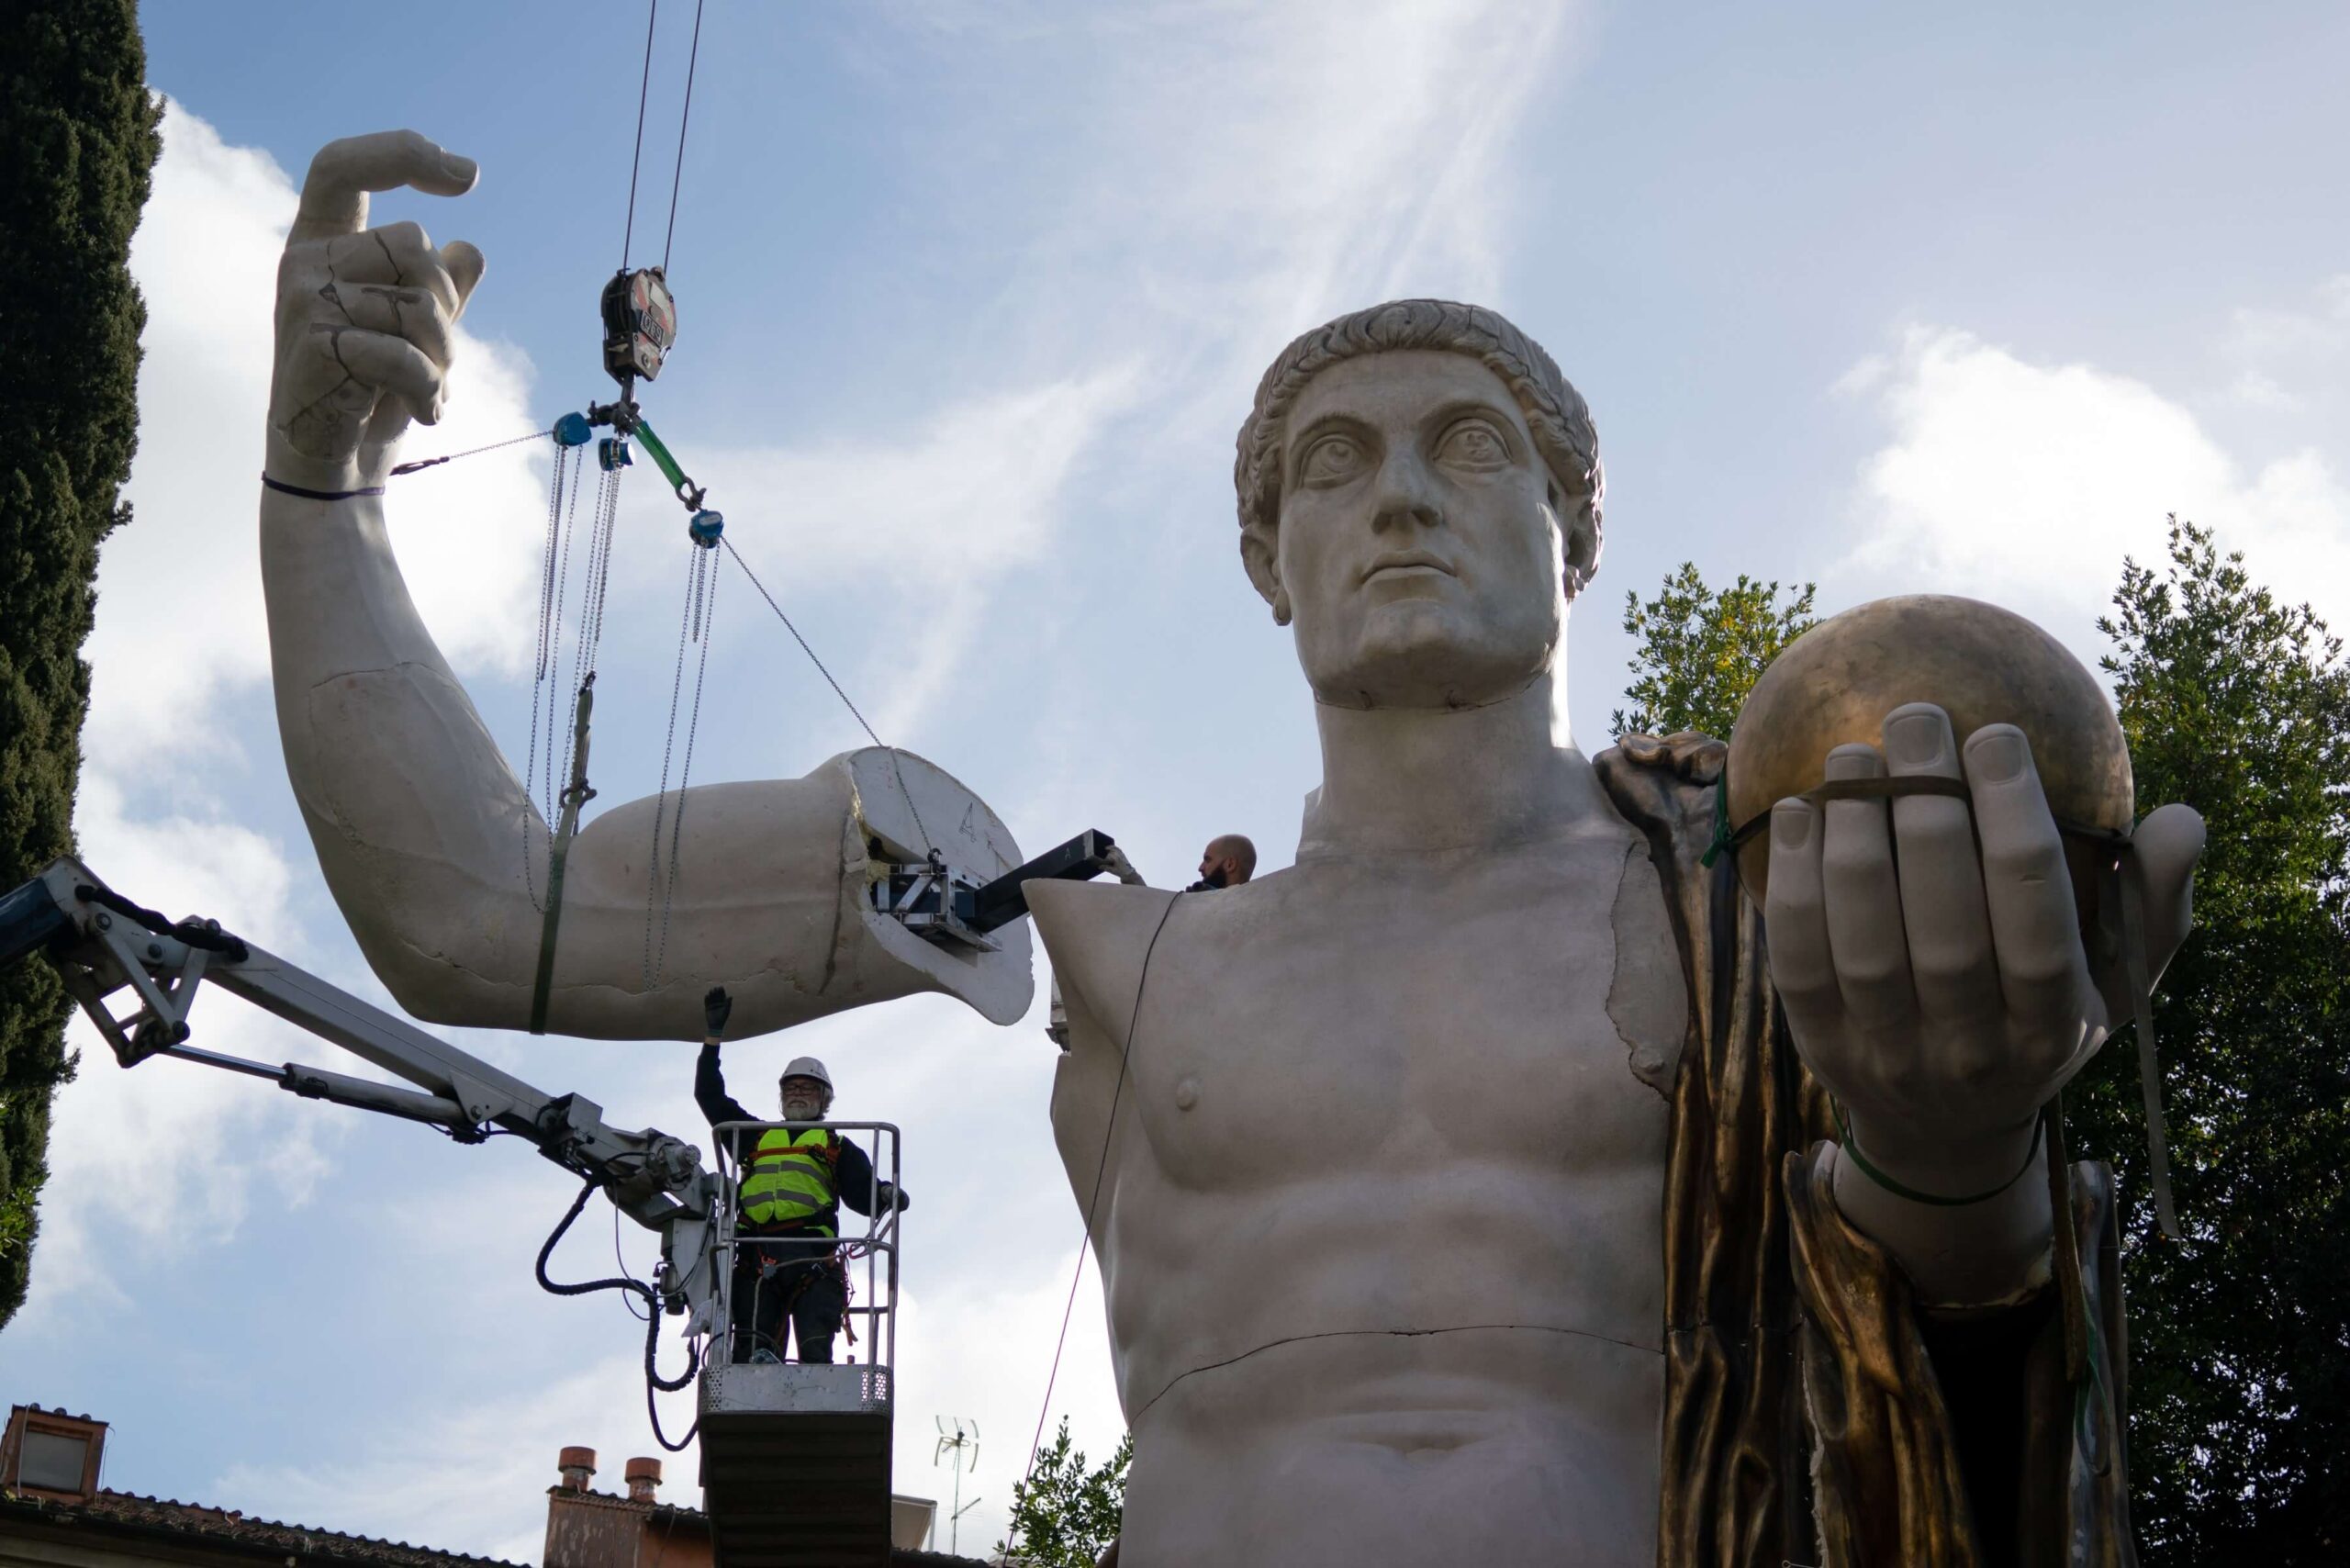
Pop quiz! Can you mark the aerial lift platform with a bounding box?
[0,834,1125,1566]
[699,1119,901,1567]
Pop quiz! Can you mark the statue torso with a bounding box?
[1035,808,1688,1568]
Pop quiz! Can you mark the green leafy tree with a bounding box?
[1611,563,1817,740]
[998,1418,1132,1567]
[0,1,158,1321]
[2069,520,2350,1564]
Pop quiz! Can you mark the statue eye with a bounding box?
[1437,420,1511,470]
[1299,432,1368,486]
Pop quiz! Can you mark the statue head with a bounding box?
[1235,300,1602,710]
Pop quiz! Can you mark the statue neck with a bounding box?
[1299,669,1603,858]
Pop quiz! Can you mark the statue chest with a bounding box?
[1120,832,1685,1192]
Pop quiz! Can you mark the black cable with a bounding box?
[387,425,557,477]
[720,536,886,749]
[660,0,706,274]
[73,884,248,960]
[615,1203,651,1321]
[647,1380,699,1453]
[1022,890,1182,1490]
[621,0,661,267]
[535,1176,700,1394]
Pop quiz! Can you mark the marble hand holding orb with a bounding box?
[1762,704,2203,1304]
[258,132,1031,1040]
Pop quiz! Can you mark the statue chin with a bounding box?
[1300,607,1557,712]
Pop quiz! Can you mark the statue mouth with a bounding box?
[1359,550,1457,586]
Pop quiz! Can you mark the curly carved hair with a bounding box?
[1233,299,1603,615]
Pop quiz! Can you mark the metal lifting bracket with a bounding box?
[867,829,1125,953]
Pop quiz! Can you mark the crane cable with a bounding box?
[1021,893,1181,1497]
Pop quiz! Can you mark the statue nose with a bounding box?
[1369,453,1443,532]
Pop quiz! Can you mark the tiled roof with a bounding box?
[0,1487,530,1568]
[543,1488,987,1565]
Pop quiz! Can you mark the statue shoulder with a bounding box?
[1591,731,1726,853]
[1026,880,1183,1050]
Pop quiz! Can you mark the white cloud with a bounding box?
[90,100,547,773]
[27,775,328,1316]
[1835,323,2350,666]
[217,1354,659,1566]
[1043,0,1581,443]
[687,365,1139,737]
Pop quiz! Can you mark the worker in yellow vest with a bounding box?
[697,987,909,1364]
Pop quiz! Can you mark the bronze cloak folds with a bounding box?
[1596,733,2134,1568]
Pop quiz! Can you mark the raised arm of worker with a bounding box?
[695,991,759,1129]
[698,989,907,1213]
[258,132,1030,1040]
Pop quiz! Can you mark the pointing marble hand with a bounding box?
[267,129,486,494]
[1764,700,2205,1300]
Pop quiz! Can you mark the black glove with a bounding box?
[878,1182,912,1214]
[703,985,733,1038]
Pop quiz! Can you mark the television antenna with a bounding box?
[934,1416,979,1553]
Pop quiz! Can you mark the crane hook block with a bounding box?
[554,411,594,448]
[688,510,724,548]
[598,436,632,472]
[600,265,677,386]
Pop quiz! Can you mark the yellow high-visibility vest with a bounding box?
[738,1127,841,1234]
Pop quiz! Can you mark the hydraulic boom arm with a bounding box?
[0,855,720,1315]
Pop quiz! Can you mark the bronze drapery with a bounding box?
[1596,733,2133,1568]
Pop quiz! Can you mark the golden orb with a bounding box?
[1726,594,2133,915]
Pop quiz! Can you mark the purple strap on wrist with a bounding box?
[261,474,386,501]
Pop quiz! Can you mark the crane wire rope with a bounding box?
[1021,892,1181,1496]
[643,543,719,987]
[718,535,937,858]
[522,442,585,913]
[661,0,707,274]
[387,424,557,476]
[370,1,959,1452]
[620,0,661,268]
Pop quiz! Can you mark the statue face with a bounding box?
[1272,350,1567,709]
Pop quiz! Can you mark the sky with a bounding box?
[5,0,2348,1560]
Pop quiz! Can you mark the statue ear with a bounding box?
[1240,523,1289,624]
[1550,477,1603,602]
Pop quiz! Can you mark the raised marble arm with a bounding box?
[1764,701,2203,1303]
[260,132,1029,1039]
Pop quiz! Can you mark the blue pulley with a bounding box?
[554,411,594,447]
[598,435,632,472]
[688,510,724,548]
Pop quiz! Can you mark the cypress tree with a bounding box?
[2075,520,2350,1562]
[0,0,161,1324]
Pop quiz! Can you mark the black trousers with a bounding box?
[730,1239,847,1364]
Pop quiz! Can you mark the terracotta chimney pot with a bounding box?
[558,1446,597,1492]
[624,1457,661,1503]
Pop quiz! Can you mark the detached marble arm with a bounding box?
[254,130,1027,1040]
[261,491,1031,1039]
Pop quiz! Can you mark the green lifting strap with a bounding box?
[530,678,597,1036]
[631,416,702,510]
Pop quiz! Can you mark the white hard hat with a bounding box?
[778,1057,834,1095]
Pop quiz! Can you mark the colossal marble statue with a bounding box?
[263,132,2205,1564]
[1028,303,2204,1567]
